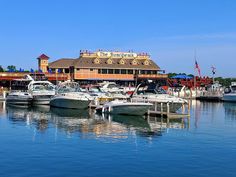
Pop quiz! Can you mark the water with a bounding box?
[0,101,236,177]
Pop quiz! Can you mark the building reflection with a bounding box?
[4,103,189,141]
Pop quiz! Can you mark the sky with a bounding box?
[0,0,236,77]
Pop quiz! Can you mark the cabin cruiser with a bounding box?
[50,81,93,109]
[6,79,33,106]
[99,81,123,93]
[28,80,55,105]
[222,82,236,102]
[131,81,187,113]
[96,100,152,116]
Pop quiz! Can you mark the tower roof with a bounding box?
[37,54,49,60]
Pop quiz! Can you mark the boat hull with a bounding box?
[6,97,32,105]
[222,94,236,102]
[50,97,90,109]
[109,105,151,116]
[97,102,152,116]
[32,95,54,105]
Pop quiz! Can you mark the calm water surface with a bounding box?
[0,101,236,177]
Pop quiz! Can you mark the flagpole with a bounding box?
[194,49,196,90]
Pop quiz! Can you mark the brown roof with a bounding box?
[49,58,75,68]
[37,54,49,60]
[74,57,160,70]
[49,57,160,70]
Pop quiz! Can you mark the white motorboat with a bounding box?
[28,80,55,105]
[99,81,123,93]
[6,92,33,106]
[96,100,152,116]
[50,81,93,109]
[131,81,187,113]
[6,79,33,106]
[222,82,236,102]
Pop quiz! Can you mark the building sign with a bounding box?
[97,52,138,58]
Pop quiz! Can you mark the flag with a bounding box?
[211,66,216,75]
[39,69,43,73]
[57,69,62,73]
[195,60,201,77]
[30,68,34,73]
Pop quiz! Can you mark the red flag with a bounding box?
[195,60,201,77]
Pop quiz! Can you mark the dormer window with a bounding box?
[143,60,150,65]
[93,58,100,64]
[106,59,113,64]
[131,59,138,65]
[119,59,125,65]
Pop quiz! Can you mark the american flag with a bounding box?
[211,66,216,75]
[195,60,201,77]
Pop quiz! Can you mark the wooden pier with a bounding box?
[146,101,191,118]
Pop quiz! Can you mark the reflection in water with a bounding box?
[0,101,6,116]
[223,102,236,120]
[192,100,223,128]
[3,102,189,141]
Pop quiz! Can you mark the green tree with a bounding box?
[0,65,4,72]
[7,65,16,71]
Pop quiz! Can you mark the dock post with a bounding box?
[188,100,191,116]
[182,103,185,114]
[3,91,6,99]
[167,102,170,118]
[161,102,163,116]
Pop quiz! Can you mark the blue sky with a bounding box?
[0,0,236,77]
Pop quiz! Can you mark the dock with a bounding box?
[146,101,191,118]
[90,98,191,119]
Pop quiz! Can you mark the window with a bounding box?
[152,70,157,74]
[90,69,93,71]
[98,69,101,74]
[147,70,151,74]
[114,69,120,74]
[102,69,107,74]
[121,69,126,74]
[65,68,70,73]
[108,69,113,74]
[140,70,146,74]
[128,70,133,74]
[77,68,80,71]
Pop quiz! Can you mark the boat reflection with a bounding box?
[223,102,236,120]
[4,103,189,140]
[0,101,6,116]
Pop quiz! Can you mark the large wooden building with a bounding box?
[45,50,167,84]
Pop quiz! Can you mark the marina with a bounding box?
[1,100,236,177]
[1,1,236,176]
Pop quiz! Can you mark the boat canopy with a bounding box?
[171,75,193,79]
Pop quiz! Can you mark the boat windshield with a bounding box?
[11,80,31,91]
[231,86,236,92]
[32,84,55,91]
[57,85,82,93]
[137,82,167,95]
